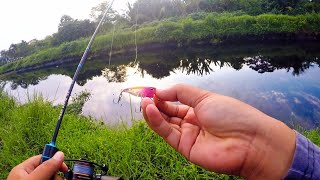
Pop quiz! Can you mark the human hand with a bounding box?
[141,84,296,180]
[7,151,68,180]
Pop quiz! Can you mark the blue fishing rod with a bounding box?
[41,0,115,163]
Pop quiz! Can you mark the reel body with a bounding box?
[64,159,122,180]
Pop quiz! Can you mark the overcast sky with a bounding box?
[0,0,135,51]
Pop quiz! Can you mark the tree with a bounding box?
[90,1,117,23]
[58,15,74,29]
[0,40,33,64]
[184,0,202,13]
[126,0,185,24]
[0,50,10,65]
[52,15,96,45]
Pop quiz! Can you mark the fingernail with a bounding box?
[52,151,64,162]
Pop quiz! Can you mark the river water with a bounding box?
[2,42,320,129]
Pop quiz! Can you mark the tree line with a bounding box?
[1,0,319,66]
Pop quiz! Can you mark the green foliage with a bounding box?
[155,20,183,41]
[1,0,320,67]
[126,0,186,24]
[52,16,96,46]
[304,129,320,147]
[67,90,91,115]
[1,13,320,74]
[0,92,238,179]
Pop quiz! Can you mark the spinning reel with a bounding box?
[63,159,122,180]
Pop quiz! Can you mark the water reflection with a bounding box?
[2,43,320,89]
[102,65,128,83]
[1,42,320,129]
[179,58,213,76]
[244,55,320,76]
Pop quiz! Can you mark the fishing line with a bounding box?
[125,2,140,78]
[53,82,61,103]
[40,0,115,163]
[133,2,138,65]
[108,22,116,68]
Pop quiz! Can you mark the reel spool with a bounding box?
[64,159,121,180]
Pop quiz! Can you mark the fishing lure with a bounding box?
[113,86,156,104]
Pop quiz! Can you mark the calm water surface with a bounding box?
[2,43,320,129]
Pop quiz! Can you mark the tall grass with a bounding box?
[0,92,237,179]
[1,91,320,179]
[0,13,319,74]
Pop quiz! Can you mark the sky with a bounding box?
[0,0,135,51]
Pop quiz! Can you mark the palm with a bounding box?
[142,94,261,175]
[174,99,254,174]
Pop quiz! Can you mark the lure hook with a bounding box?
[134,105,142,113]
[113,92,123,104]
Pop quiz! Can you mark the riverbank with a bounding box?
[0,13,320,75]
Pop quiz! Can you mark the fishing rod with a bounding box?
[40,0,115,163]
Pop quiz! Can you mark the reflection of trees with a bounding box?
[244,56,276,73]
[289,61,313,76]
[138,63,172,79]
[10,83,18,90]
[0,81,6,90]
[8,76,48,90]
[228,58,244,70]
[244,55,319,76]
[179,58,213,76]
[3,43,320,88]
[102,65,127,83]
[76,69,102,86]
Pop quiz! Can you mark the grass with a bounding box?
[0,91,238,179]
[0,13,320,74]
[1,88,320,179]
[1,90,320,179]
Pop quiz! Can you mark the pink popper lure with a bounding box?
[113,86,156,104]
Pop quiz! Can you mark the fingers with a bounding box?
[156,99,190,119]
[60,162,68,172]
[29,151,65,179]
[141,98,182,150]
[54,174,64,180]
[156,84,212,108]
[18,155,42,173]
[160,111,183,126]
[143,98,184,126]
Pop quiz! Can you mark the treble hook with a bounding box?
[134,105,142,113]
[113,92,123,104]
[134,97,149,113]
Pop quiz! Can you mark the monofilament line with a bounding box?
[133,2,139,64]
[108,22,116,68]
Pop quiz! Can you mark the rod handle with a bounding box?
[40,143,58,163]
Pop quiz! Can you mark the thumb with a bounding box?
[29,151,64,179]
[156,84,211,108]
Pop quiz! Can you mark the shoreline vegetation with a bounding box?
[1,88,320,179]
[0,12,320,75]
